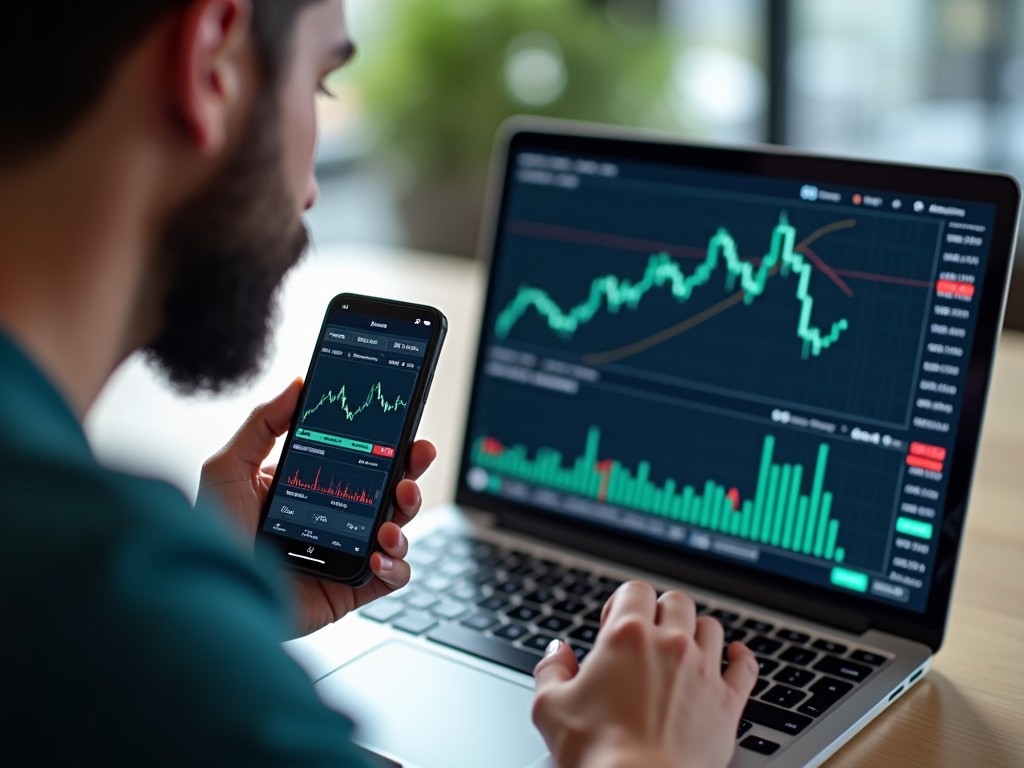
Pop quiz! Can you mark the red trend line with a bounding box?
[797,245,854,298]
[506,217,929,292]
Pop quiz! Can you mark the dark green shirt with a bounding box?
[0,333,373,766]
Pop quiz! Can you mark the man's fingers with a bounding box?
[603,580,658,628]
[693,615,725,658]
[655,590,697,633]
[533,639,578,694]
[221,378,303,469]
[377,522,409,559]
[369,550,411,590]
[723,641,760,700]
[390,479,423,528]
[404,440,437,482]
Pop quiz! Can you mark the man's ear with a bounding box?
[172,0,254,154]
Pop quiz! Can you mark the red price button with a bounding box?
[372,444,396,458]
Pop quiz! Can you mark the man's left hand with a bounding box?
[198,379,436,636]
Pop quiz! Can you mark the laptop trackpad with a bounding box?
[315,641,551,768]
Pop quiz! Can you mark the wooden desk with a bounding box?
[86,244,1024,767]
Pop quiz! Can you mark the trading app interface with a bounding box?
[464,145,999,612]
[263,310,434,557]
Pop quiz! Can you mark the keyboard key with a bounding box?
[710,609,741,624]
[506,605,541,623]
[563,581,595,598]
[776,628,811,644]
[774,666,816,688]
[421,575,452,593]
[493,623,530,642]
[449,581,483,601]
[798,677,854,718]
[798,695,839,718]
[431,600,468,620]
[742,700,813,735]
[761,684,807,708]
[551,599,588,616]
[359,601,404,623]
[752,678,769,696]
[737,719,753,738]
[405,592,439,610]
[522,633,558,653]
[477,595,510,612]
[813,655,873,683]
[582,608,605,624]
[779,646,819,666]
[743,618,774,633]
[535,572,564,587]
[392,611,438,635]
[569,624,599,644]
[428,624,540,675]
[850,649,887,666]
[495,579,524,595]
[522,588,557,606]
[756,657,780,676]
[813,639,848,655]
[740,736,780,755]
[460,612,499,632]
[809,676,854,699]
[723,627,748,643]
[537,615,574,633]
[748,636,783,655]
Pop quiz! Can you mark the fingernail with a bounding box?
[378,555,394,573]
[544,639,562,658]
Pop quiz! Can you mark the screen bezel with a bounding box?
[456,118,1021,651]
[258,292,446,585]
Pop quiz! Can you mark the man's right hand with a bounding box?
[532,581,758,768]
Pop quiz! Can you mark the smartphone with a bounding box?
[256,293,447,585]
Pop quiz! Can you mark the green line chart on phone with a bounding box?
[300,355,416,446]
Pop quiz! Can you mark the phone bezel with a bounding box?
[256,292,446,585]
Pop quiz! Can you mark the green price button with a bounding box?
[830,566,869,593]
[896,517,933,540]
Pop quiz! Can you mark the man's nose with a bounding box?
[304,173,320,211]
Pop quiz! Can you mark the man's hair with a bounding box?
[0,0,320,166]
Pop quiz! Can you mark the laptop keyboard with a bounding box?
[358,530,889,757]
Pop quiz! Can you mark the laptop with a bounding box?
[298,118,1021,768]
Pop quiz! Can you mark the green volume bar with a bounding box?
[472,427,846,563]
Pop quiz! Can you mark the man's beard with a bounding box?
[144,93,309,394]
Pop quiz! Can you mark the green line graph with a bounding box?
[494,212,849,359]
[301,381,408,424]
[472,427,845,562]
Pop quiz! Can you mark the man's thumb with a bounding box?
[225,378,303,467]
[533,639,578,693]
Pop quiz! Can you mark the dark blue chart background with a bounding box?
[472,376,897,572]
[299,355,417,446]
[490,177,943,428]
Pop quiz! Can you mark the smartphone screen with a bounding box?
[257,293,446,584]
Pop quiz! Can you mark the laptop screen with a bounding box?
[458,124,1018,620]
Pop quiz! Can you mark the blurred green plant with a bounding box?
[346,0,679,186]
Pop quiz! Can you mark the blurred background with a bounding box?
[307,0,1024,328]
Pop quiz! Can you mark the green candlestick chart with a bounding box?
[472,427,845,562]
[494,212,849,360]
[301,381,408,424]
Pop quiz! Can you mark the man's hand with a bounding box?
[532,581,758,768]
[197,378,437,637]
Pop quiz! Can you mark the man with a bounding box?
[0,1,757,765]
